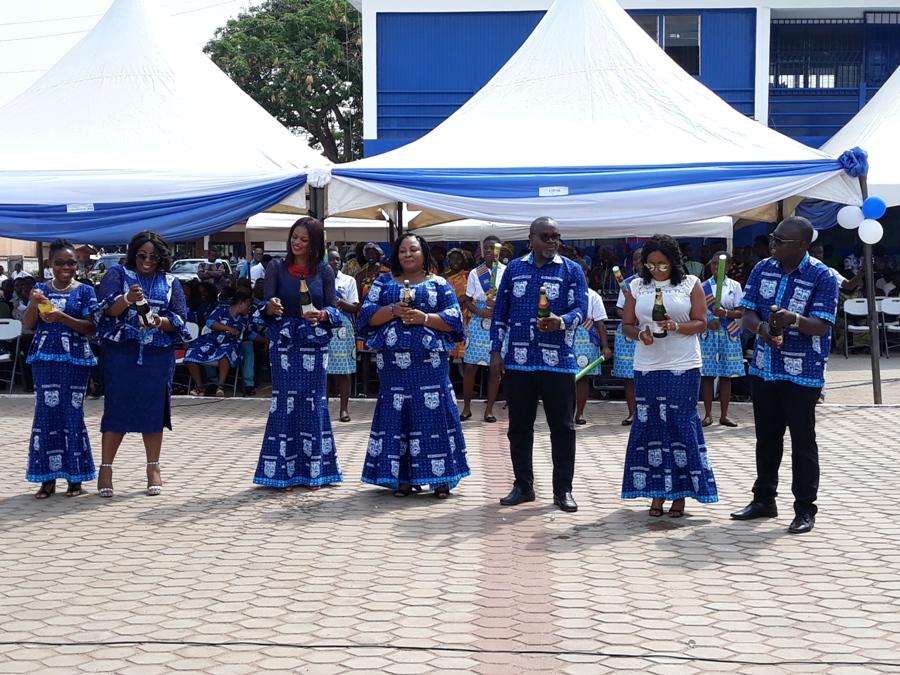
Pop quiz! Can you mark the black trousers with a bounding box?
[750,377,821,516]
[504,369,576,495]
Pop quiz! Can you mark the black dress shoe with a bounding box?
[730,501,778,520]
[553,492,578,513]
[499,485,535,506]
[788,513,815,534]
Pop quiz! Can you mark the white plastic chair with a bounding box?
[0,319,23,393]
[843,298,877,358]
[881,297,900,358]
[173,322,200,393]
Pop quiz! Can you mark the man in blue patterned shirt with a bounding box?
[490,217,588,513]
[731,216,839,534]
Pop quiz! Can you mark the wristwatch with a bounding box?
[790,313,802,329]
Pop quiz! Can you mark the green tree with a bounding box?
[205,0,361,163]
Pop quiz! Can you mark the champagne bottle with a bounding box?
[537,286,551,319]
[401,280,413,307]
[768,304,783,344]
[299,276,316,316]
[651,287,668,338]
[135,296,154,328]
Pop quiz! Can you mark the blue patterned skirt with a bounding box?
[27,363,95,484]
[611,324,635,379]
[254,343,342,488]
[101,342,174,434]
[184,332,240,367]
[700,327,745,378]
[573,326,601,376]
[327,315,356,375]
[621,368,718,503]
[463,304,493,366]
[362,350,470,490]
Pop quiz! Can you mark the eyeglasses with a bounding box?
[136,252,160,262]
[536,232,561,243]
[644,263,671,272]
[769,234,801,247]
[52,260,77,267]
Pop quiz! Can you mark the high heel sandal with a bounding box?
[146,461,162,496]
[97,464,114,498]
[35,480,56,499]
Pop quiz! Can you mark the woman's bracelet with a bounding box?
[423,313,429,327]
[674,322,679,333]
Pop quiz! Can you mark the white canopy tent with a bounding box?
[0,0,328,244]
[319,0,862,231]
[822,65,900,206]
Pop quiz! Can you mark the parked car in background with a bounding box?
[170,259,233,283]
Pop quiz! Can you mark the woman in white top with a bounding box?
[620,234,719,518]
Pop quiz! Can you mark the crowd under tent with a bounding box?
[0,0,326,245]
[316,0,864,234]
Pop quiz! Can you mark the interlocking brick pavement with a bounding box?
[1,392,899,674]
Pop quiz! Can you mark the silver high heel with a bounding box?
[97,464,114,498]
[146,461,162,496]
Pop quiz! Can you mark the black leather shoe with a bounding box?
[730,501,778,520]
[788,513,815,534]
[553,492,578,513]
[499,485,535,506]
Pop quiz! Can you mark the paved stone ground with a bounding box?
[1,390,899,674]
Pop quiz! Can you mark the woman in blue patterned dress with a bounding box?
[620,235,718,517]
[699,251,745,428]
[253,217,343,491]
[95,232,192,498]
[184,289,253,397]
[358,233,470,499]
[612,248,642,425]
[326,247,360,423]
[22,240,98,498]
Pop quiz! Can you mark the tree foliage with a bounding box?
[205,0,361,162]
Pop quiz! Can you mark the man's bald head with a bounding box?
[779,216,815,244]
[530,216,558,233]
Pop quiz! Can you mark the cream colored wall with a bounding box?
[0,237,34,257]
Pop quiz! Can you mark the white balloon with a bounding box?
[811,229,818,242]
[837,205,864,229]
[858,219,883,245]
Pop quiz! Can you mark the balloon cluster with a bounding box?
[837,197,887,244]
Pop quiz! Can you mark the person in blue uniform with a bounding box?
[731,217,839,535]
[253,217,343,491]
[184,289,253,397]
[95,231,192,498]
[326,247,360,422]
[491,217,588,513]
[460,236,506,423]
[357,233,469,499]
[22,240,99,498]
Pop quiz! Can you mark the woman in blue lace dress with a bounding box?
[357,233,470,499]
[22,240,98,499]
[253,217,343,490]
[94,232,191,498]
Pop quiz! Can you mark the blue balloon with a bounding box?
[862,196,887,220]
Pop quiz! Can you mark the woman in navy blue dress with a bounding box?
[95,232,191,498]
[358,233,470,499]
[253,217,343,490]
[22,240,99,498]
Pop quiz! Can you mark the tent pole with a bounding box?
[309,186,326,221]
[777,200,784,222]
[857,177,882,404]
[35,241,43,278]
[396,202,404,236]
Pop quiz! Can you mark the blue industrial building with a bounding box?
[356,1,900,156]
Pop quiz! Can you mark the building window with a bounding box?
[664,15,700,76]
[770,21,863,89]
[633,15,658,42]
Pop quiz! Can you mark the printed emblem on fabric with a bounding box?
[632,471,646,490]
[542,349,559,367]
[71,392,84,409]
[783,356,803,376]
[431,459,445,477]
[513,281,528,298]
[424,392,439,410]
[49,454,62,471]
[760,279,777,300]
[44,390,60,408]
[673,448,687,468]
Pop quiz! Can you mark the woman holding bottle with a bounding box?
[22,240,99,498]
[253,217,343,490]
[620,234,718,517]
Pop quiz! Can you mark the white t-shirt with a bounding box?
[630,275,702,372]
[586,288,608,322]
[249,261,266,284]
[0,274,7,285]
[707,277,743,311]
[335,270,359,306]
[465,263,507,303]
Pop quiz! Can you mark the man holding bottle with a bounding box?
[731,216,839,534]
[490,217,587,513]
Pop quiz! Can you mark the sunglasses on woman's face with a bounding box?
[644,263,670,272]
[137,252,160,262]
